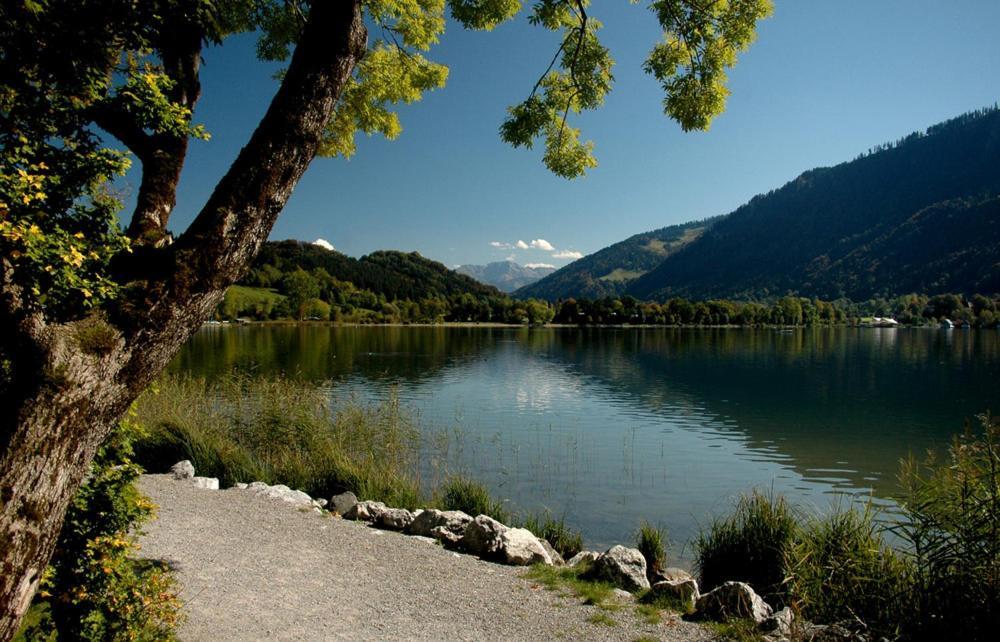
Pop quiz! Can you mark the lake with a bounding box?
[172,325,1000,559]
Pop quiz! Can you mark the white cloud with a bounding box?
[505,254,517,261]
[524,263,556,269]
[313,238,335,251]
[489,241,512,249]
[529,239,555,251]
[553,250,583,260]
[515,240,530,249]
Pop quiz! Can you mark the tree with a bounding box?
[0,0,771,634]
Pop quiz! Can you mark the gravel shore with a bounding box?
[138,475,715,641]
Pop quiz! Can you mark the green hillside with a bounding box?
[514,218,718,300]
[626,106,1000,301]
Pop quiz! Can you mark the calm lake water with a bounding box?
[172,325,1000,558]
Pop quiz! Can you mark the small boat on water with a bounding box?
[861,317,899,328]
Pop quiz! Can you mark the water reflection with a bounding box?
[172,325,1000,555]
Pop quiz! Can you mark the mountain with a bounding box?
[247,241,502,300]
[627,107,1000,301]
[456,261,556,292]
[514,217,719,300]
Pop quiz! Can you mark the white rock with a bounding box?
[759,606,794,636]
[612,588,635,601]
[190,476,219,490]
[249,483,313,506]
[375,508,415,531]
[539,539,565,566]
[500,528,552,566]
[343,500,388,522]
[567,551,600,567]
[406,509,473,544]
[329,491,358,515]
[589,545,650,592]
[234,482,248,490]
[461,515,508,557]
[650,578,700,612]
[170,460,195,480]
[694,581,773,624]
[313,498,328,508]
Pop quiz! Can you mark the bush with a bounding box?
[19,416,181,641]
[522,512,584,559]
[695,490,798,607]
[788,505,912,638]
[132,374,423,508]
[894,412,1000,641]
[438,476,511,524]
[635,521,667,582]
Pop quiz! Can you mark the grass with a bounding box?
[438,475,512,524]
[521,511,584,559]
[526,562,617,609]
[703,620,765,641]
[587,612,617,627]
[133,373,424,508]
[635,521,667,581]
[695,490,798,607]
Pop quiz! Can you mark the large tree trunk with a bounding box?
[0,2,367,638]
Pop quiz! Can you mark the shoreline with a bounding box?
[201,320,968,330]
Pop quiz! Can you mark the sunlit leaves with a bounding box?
[645,0,773,131]
[321,45,449,158]
[114,66,210,140]
[500,2,611,178]
[448,0,522,30]
[368,0,447,50]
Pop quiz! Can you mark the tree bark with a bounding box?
[0,2,367,638]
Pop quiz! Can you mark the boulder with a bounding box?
[649,578,700,612]
[313,498,328,508]
[567,551,599,567]
[461,515,508,558]
[329,491,358,516]
[588,545,650,592]
[343,500,387,522]
[170,460,195,480]
[799,620,869,642]
[233,482,249,490]
[652,567,693,584]
[248,483,313,506]
[405,509,473,544]
[375,508,415,531]
[612,588,635,602]
[539,539,565,566]
[759,606,794,637]
[500,528,552,566]
[694,581,773,624]
[190,476,219,490]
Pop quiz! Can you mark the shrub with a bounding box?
[132,374,423,508]
[439,476,511,524]
[635,521,667,582]
[695,490,798,607]
[19,416,181,641]
[894,412,1000,641]
[787,504,912,638]
[522,512,584,559]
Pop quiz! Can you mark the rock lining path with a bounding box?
[138,475,716,641]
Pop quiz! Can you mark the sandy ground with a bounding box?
[138,475,715,641]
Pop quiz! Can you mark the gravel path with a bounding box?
[138,475,715,642]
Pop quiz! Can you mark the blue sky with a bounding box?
[135,0,1000,269]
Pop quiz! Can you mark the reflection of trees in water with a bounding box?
[541,327,1000,496]
[173,325,1000,498]
[172,325,530,383]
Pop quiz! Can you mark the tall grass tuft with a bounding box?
[894,412,1000,641]
[787,504,912,638]
[635,521,668,582]
[695,490,798,607]
[522,512,584,559]
[438,476,511,524]
[133,373,423,508]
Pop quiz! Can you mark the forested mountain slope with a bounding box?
[248,241,501,300]
[626,107,1000,300]
[515,218,719,300]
